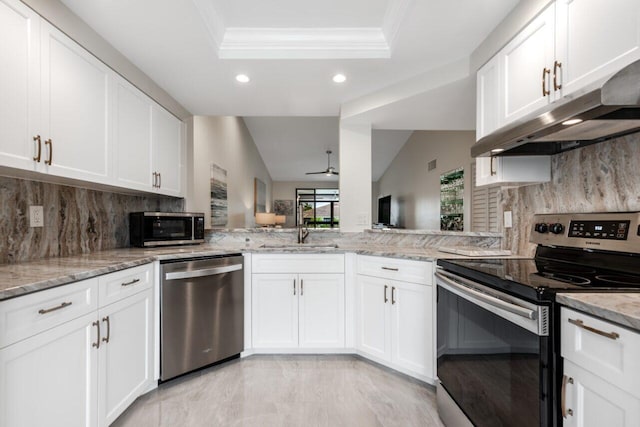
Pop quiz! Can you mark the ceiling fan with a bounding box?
[306,150,339,176]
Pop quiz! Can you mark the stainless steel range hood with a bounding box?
[472,59,640,158]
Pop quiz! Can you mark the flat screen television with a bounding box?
[378,195,391,225]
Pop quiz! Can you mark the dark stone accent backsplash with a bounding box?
[0,176,183,264]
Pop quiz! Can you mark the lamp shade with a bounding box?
[255,212,276,226]
[275,215,286,225]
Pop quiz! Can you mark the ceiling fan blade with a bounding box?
[305,171,327,175]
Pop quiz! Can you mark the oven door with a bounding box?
[436,269,552,427]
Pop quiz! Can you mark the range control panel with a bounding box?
[530,212,640,254]
[568,220,630,240]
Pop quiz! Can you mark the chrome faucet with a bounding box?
[297,198,309,244]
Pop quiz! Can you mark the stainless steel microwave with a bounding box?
[129,212,205,247]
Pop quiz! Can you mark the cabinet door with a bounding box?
[475,156,550,187]
[252,274,298,348]
[98,289,152,427]
[0,0,40,172]
[475,156,502,187]
[113,77,153,191]
[356,275,390,361]
[563,361,640,427]
[501,4,555,124]
[298,274,345,348]
[556,0,640,97]
[40,22,111,183]
[390,281,432,378]
[0,313,98,427]
[152,104,182,196]
[476,54,501,140]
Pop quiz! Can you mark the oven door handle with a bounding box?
[165,264,243,281]
[435,271,536,320]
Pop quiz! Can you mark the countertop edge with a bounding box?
[557,293,640,332]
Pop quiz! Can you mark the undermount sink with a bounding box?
[259,243,339,250]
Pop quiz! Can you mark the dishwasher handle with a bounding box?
[165,264,243,281]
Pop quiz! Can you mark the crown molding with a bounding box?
[218,28,390,59]
[191,0,225,50]
[381,0,414,50]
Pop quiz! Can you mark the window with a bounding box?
[296,188,339,228]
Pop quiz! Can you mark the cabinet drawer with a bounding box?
[561,307,640,399]
[357,255,432,285]
[252,254,344,274]
[98,263,153,307]
[0,278,98,349]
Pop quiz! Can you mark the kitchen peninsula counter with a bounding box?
[0,243,518,301]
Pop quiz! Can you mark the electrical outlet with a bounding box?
[503,211,513,228]
[30,205,44,227]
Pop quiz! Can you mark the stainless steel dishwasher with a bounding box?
[160,254,244,381]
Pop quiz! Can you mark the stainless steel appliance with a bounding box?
[436,212,640,427]
[473,59,640,157]
[130,212,205,247]
[160,255,244,381]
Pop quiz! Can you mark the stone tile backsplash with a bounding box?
[501,133,640,256]
[0,176,183,264]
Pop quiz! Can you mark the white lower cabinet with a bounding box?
[356,256,434,381]
[561,307,640,426]
[0,312,98,427]
[0,263,154,427]
[252,272,345,350]
[356,275,433,379]
[98,289,153,426]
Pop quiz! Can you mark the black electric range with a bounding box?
[435,212,640,427]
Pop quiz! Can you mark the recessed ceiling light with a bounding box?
[235,74,250,83]
[491,148,505,154]
[562,118,583,126]
[332,74,346,83]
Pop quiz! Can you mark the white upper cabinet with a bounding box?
[0,0,40,171]
[476,54,501,140]
[40,21,111,183]
[0,2,184,196]
[555,0,640,97]
[113,77,153,191]
[500,4,556,125]
[477,0,640,139]
[152,104,183,197]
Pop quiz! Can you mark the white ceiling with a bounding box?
[59,0,517,182]
[243,117,412,181]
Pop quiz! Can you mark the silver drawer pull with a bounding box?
[121,278,141,287]
[38,301,72,315]
[568,318,620,340]
[381,267,399,271]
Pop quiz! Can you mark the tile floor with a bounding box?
[112,355,444,427]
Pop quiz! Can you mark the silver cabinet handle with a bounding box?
[92,320,101,349]
[165,264,242,281]
[384,285,388,303]
[561,375,574,418]
[152,172,157,188]
[568,318,620,340]
[293,278,296,296]
[158,172,161,189]
[301,279,304,296]
[121,278,140,287]
[391,287,396,305]
[38,301,72,315]
[381,266,398,271]
[102,316,110,344]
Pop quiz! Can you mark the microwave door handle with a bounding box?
[164,264,243,281]
[435,271,536,320]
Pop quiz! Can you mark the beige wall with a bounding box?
[272,181,339,228]
[374,131,475,230]
[186,117,272,229]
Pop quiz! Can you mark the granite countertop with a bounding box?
[0,243,522,302]
[557,293,640,332]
